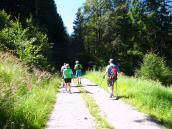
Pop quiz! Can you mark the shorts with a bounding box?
[107,79,115,87]
[64,78,72,83]
[76,70,82,77]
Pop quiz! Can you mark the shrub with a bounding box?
[0,51,60,129]
[0,11,51,67]
[136,53,172,85]
[0,10,10,30]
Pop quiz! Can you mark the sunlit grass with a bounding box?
[0,51,60,129]
[85,71,172,129]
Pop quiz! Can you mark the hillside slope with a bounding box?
[0,51,60,129]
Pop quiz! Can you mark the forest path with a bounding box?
[46,82,97,129]
[81,78,166,129]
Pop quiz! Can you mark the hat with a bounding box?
[75,60,79,64]
[109,59,114,63]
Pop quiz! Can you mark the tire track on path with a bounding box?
[46,83,96,129]
[82,78,166,129]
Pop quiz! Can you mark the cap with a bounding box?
[75,60,79,64]
[109,59,114,63]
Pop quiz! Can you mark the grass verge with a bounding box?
[0,51,60,129]
[78,85,114,129]
[85,71,172,129]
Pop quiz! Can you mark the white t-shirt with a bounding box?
[61,65,66,73]
[106,63,115,73]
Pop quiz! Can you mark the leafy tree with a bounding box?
[69,8,86,63]
[137,53,172,85]
[0,11,50,67]
[72,0,172,75]
[0,0,69,67]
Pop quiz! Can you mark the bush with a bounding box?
[136,53,172,85]
[0,10,10,30]
[0,10,51,67]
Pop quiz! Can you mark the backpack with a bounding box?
[108,66,118,80]
[75,64,81,70]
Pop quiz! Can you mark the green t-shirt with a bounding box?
[63,68,73,78]
[74,64,83,71]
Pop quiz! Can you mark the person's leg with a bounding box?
[111,80,117,99]
[77,77,79,85]
[76,71,80,85]
[68,82,71,93]
[78,77,81,84]
[107,79,112,97]
[111,83,114,97]
[65,78,71,93]
[64,79,68,92]
[62,78,65,88]
[61,74,64,88]
[79,71,82,84]
[109,80,115,98]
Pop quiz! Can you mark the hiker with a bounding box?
[60,63,66,87]
[63,64,73,93]
[105,59,118,98]
[61,63,66,74]
[74,60,83,85]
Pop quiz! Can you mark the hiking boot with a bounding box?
[112,95,118,100]
[109,94,113,98]
[113,96,117,100]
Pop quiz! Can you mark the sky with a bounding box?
[55,0,85,35]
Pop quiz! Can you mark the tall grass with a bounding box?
[85,71,172,129]
[0,51,60,129]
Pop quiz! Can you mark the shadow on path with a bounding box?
[72,91,93,94]
[86,84,98,87]
[116,95,129,100]
[133,116,166,127]
[72,85,83,87]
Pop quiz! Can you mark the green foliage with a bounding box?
[0,0,69,66]
[0,51,60,129]
[85,71,172,129]
[137,53,172,85]
[72,0,172,75]
[0,10,10,30]
[0,11,50,67]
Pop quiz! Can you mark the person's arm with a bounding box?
[80,64,83,69]
[70,69,73,78]
[103,66,108,78]
[74,65,77,70]
[63,70,66,78]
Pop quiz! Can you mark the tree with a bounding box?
[0,0,69,67]
[69,8,86,63]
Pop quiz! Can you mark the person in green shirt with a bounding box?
[63,64,73,93]
[74,60,83,85]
